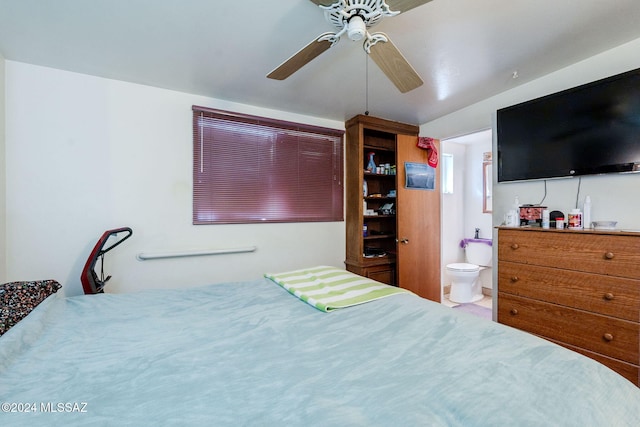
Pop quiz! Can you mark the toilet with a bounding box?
[446,239,492,303]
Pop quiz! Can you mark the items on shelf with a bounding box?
[364,163,396,175]
[367,152,376,172]
[378,203,394,215]
[364,246,387,258]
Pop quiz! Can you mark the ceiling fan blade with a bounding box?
[386,0,433,14]
[368,34,423,93]
[267,35,335,80]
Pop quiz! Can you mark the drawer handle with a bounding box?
[604,252,614,260]
[510,308,519,315]
[510,276,519,282]
[510,243,519,250]
[604,292,615,301]
[603,333,614,342]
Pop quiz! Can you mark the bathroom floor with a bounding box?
[442,293,493,318]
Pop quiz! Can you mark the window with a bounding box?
[441,153,453,194]
[193,106,344,224]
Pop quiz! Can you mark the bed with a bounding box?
[1,266,639,426]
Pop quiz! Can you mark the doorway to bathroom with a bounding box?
[440,129,493,309]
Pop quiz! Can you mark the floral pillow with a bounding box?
[0,279,62,336]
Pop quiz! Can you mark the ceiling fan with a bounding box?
[267,0,432,93]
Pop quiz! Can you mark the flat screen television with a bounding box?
[497,67,640,182]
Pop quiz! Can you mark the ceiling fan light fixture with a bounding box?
[347,15,366,41]
[268,0,431,93]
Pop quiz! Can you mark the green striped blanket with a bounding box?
[265,266,409,312]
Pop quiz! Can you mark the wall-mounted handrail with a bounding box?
[136,246,256,261]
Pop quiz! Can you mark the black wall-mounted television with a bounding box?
[497,67,640,182]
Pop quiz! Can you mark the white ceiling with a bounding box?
[2,0,640,125]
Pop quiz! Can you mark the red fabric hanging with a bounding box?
[417,137,438,167]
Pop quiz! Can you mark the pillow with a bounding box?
[0,279,62,336]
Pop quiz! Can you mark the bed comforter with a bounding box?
[1,278,639,426]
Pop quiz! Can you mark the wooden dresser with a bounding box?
[497,227,640,386]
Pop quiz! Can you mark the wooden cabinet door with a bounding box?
[396,134,441,301]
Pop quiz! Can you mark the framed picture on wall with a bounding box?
[405,162,435,190]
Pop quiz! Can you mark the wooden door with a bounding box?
[396,134,441,301]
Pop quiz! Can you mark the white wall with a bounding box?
[5,61,345,296]
[421,37,640,233]
[462,137,492,239]
[440,141,465,281]
[0,53,5,282]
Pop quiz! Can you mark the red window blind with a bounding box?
[193,106,344,224]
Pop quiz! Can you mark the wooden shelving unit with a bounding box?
[344,115,441,301]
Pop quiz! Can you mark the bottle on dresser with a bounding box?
[583,196,592,229]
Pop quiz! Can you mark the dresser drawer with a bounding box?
[498,293,639,364]
[499,261,640,322]
[498,229,640,278]
[346,259,396,286]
